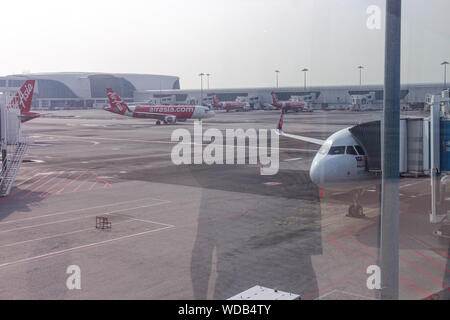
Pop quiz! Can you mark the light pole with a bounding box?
[358,65,364,86]
[301,68,309,92]
[442,61,449,88]
[199,73,205,105]
[275,70,280,88]
[206,73,210,90]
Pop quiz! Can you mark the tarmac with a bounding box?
[0,108,448,299]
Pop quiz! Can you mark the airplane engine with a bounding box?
[164,115,177,124]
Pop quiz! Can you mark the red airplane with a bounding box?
[271,92,311,113]
[105,88,215,125]
[7,80,39,122]
[211,93,250,112]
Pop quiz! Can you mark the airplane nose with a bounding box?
[309,163,321,186]
[206,110,216,118]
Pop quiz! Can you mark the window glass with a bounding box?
[37,80,78,98]
[328,146,345,155]
[8,80,25,87]
[89,76,136,98]
[346,146,357,155]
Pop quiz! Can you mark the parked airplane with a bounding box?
[211,93,250,112]
[276,108,376,217]
[7,80,39,123]
[271,92,312,113]
[105,88,215,124]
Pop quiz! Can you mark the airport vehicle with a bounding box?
[211,93,250,112]
[105,88,215,125]
[350,92,381,111]
[6,80,39,123]
[276,108,376,217]
[271,92,312,113]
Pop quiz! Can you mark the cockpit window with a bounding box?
[346,146,357,155]
[354,145,366,155]
[328,146,345,155]
[318,141,332,155]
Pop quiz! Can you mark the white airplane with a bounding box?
[275,108,378,217]
[105,88,215,125]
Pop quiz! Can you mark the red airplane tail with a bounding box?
[106,88,130,115]
[271,92,279,105]
[8,80,35,113]
[211,93,220,106]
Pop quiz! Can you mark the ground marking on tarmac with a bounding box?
[37,133,318,153]
[0,225,174,270]
[329,180,425,196]
[11,171,42,188]
[284,157,303,162]
[400,181,424,189]
[0,199,252,270]
[327,225,438,299]
[18,171,66,200]
[0,202,172,234]
[72,172,96,193]
[0,174,50,202]
[55,171,88,194]
[0,197,171,225]
[70,153,173,165]
[40,172,75,197]
[317,289,376,300]
[0,219,135,249]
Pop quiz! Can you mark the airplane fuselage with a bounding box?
[105,104,215,122]
[309,127,376,191]
[131,105,210,120]
[274,101,307,111]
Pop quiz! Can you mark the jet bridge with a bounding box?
[0,105,30,197]
[349,120,381,172]
[349,91,449,232]
[349,117,430,175]
[428,92,450,227]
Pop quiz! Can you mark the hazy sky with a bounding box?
[1,0,449,89]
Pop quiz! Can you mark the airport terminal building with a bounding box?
[0,72,180,109]
[0,72,446,110]
[136,83,447,110]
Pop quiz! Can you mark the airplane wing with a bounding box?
[276,131,325,145]
[275,108,325,145]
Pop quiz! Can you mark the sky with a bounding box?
[0,0,449,89]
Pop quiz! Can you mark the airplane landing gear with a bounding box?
[156,120,161,125]
[347,189,365,218]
